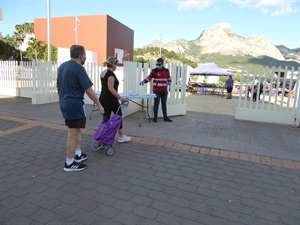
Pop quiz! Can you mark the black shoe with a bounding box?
[164,117,172,122]
[153,118,157,122]
[74,153,88,163]
[64,161,86,172]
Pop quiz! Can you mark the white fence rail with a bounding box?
[235,66,300,126]
[0,60,187,118]
[2,61,299,125]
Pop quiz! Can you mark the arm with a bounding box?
[143,72,154,84]
[85,87,104,114]
[107,76,126,102]
[166,69,172,83]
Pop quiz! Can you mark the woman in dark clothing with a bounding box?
[99,56,131,143]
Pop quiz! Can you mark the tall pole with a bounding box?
[75,16,80,44]
[160,33,162,57]
[47,0,51,62]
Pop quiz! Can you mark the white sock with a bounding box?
[75,148,82,156]
[66,158,74,166]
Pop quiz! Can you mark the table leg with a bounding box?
[139,99,144,127]
[146,99,151,123]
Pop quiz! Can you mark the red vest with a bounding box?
[143,67,172,92]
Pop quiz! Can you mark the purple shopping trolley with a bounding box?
[90,101,128,156]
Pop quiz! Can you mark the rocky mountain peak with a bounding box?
[144,23,289,61]
[209,23,233,34]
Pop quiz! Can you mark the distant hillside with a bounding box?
[136,23,300,74]
[276,45,300,62]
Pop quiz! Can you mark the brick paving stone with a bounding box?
[114,211,141,225]
[156,211,182,225]
[114,199,136,212]
[130,195,153,207]
[72,209,98,225]
[0,121,299,225]
[219,150,230,158]
[3,214,33,225]
[133,205,158,219]
[30,209,56,224]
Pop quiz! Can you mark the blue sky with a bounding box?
[0,0,299,49]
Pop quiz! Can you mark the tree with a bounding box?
[0,40,16,60]
[1,22,57,62]
[13,23,35,61]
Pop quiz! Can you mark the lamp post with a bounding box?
[47,0,51,62]
[74,16,80,44]
[159,33,162,57]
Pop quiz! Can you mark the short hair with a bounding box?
[103,56,118,67]
[70,45,85,59]
[156,58,164,64]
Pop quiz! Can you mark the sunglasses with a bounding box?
[156,63,162,66]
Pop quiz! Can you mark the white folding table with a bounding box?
[121,93,156,127]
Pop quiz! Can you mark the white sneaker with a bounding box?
[118,134,131,143]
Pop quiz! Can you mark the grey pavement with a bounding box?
[1,95,299,161]
[0,95,299,225]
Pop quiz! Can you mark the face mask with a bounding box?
[80,55,86,65]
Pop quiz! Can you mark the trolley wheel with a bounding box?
[106,147,115,156]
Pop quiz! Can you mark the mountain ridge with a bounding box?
[142,23,300,64]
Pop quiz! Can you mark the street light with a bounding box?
[159,33,162,57]
[47,0,51,62]
[74,16,80,44]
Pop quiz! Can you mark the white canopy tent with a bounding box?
[190,63,234,76]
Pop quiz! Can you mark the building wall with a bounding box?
[34,14,133,64]
[57,47,97,63]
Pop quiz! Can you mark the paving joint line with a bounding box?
[0,114,299,170]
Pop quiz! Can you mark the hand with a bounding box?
[139,81,144,86]
[167,82,171,86]
[119,97,127,103]
[121,99,129,107]
[98,106,105,114]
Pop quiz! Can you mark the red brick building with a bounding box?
[34,14,134,64]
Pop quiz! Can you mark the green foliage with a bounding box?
[197,54,300,71]
[0,40,17,60]
[134,47,300,77]
[25,37,58,61]
[1,22,57,62]
[187,42,202,56]
[134,47,197,67]
[42,46,58,62]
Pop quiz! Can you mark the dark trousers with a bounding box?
[253,93,257,101]
[153,91,168,119]
[258,89,263,100]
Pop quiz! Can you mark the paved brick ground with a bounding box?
[0,116,299,225]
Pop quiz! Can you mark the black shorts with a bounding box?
[65,117,86,128]
[227,87,233,93]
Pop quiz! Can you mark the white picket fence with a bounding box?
[0,60,188,118]
[2,61,299,125]
[235,66,300,126]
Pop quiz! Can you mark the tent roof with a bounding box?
[190,63,234,76]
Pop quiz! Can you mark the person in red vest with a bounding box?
[139,58,172,122]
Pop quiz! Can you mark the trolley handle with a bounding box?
[115,100,129,115]
[90,100,129,120]
[121,100,129,107]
